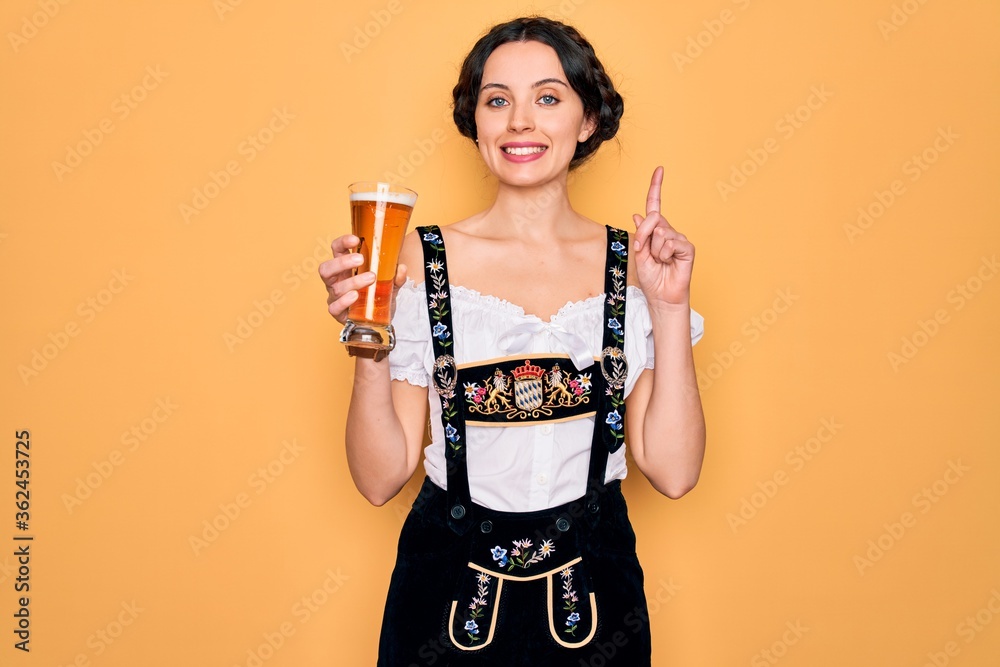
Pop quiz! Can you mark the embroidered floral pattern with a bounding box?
[605,228,627,348]
[605,410,622,431]
[561,567,581,636]
[423,233,452,350]
[491,538,555,572]
[420,227,461,455]
[463,571,492,644]
[432,322,450,341]
[602,227,629,449]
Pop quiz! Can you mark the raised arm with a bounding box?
[624,167,706,499]
[319,231,428,506]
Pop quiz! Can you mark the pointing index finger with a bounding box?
[646,166,664,215]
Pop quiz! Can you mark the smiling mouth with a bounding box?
[502,146,547,155]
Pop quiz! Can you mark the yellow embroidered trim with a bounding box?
[466,411,597,428]
[466,556,584,582]
[457,353,597,369]
[448,574,504,651]
[547,587,598,649]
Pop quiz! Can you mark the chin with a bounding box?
[492,163,564,186]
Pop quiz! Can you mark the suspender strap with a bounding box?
[583,226,630,525]
[418,226,473,534]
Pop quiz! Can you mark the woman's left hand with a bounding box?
[631,166,695,310]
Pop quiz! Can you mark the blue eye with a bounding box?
[539,94,558,105]
[486,97,508,108]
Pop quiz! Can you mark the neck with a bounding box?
[483,176,581,238]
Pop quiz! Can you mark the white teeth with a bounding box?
[503,146,547,155]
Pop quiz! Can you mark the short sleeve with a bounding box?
[387,280,431,387]
[690,308,705,346]
[623,287,652,396]
[623,288,705,395]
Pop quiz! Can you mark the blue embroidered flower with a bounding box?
[491,546,508,567]
[445,424,460,443]
[423,232,441,244]
[607,317,622,334]
[465,620,479,634]
[567,612,581,624]
[605,410,622,431]
[611,240,626,257]
[432,322,450,340]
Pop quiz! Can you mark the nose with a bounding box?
[507,101,534,133]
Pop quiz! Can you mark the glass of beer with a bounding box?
[339,181,417,359]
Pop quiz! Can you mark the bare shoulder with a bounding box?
[398,229,425,285]
[425,213,491,261]
[398,214,479,285]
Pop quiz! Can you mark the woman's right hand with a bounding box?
[319,234,375,324]
[318,234,408,324]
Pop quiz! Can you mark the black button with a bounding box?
[587,502,600,514]
[480,520,493,533]
[450,504,466,519]
[556,518,571,532]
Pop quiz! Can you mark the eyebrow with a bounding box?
[480,78,569,94]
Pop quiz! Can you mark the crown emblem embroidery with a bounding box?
[462,358,594,422]
[512,360,545,410]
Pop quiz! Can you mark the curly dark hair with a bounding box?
[452,16,624,170]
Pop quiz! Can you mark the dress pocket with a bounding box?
[447,564,503,651]
[545,557,598,648]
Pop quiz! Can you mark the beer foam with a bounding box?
[349,191,417,207]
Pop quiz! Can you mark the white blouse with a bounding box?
[389,279,705,512]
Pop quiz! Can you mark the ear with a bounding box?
[578,113,598,143]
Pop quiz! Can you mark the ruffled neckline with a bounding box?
[400,279,645,325]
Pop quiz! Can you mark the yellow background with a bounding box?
[2,0,999,665]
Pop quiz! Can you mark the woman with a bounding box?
[320,16,705,666]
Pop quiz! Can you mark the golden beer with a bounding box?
[340,182,417,357]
